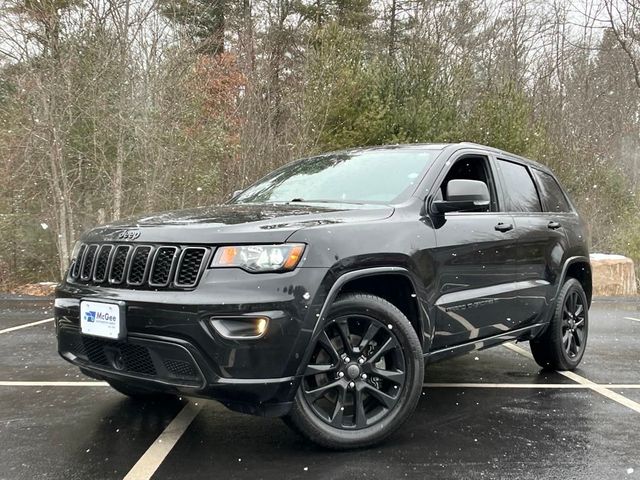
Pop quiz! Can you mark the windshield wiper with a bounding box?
[287,198,365,205]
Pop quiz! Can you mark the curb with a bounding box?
[592,295,640,304]
[0,294,54,302]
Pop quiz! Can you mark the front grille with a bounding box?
[175,248,207,287]
[70,244,86,278]
[69,243,210,290]
[80,245,98,280]
[127,246,153,285]
[93,245,113,282]
[109,245,130,284]
[149,247,178,287]
[59,328,203,385]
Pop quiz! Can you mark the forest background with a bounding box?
[1,0,640,287]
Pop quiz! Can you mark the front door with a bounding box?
[429,154,521,350]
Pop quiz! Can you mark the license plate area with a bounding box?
[80,300,126,340]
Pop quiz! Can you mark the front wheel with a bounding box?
[284,293,424,449]
[530,278,589,370]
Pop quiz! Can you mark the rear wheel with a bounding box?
[530,278,588,370]
[284,293,424,449]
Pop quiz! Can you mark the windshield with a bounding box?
[232,148,440,205]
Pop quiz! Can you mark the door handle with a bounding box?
[548,221,562,230]
[495,222,514,232]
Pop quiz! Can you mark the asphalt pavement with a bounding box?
[1,297,638,480]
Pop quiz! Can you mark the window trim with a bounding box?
[427,152,501,215]
[530,167,575,214]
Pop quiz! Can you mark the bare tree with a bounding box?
[604,0,640,88]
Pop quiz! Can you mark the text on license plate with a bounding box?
[80,301,121,339]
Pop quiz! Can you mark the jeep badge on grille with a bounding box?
[117,229,141,241]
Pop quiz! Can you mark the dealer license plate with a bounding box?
[80,300,123,340]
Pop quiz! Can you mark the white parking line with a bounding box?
[0,381,109,386]
[624,316,640,323]
[422,382,640,389]
[0,317,54,335]
[3,380,640,389]
[504,342,640,414]
[559,371,640,413]
[123,402,202,480]
[500,342,538,360]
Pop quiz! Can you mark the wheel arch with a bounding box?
[337,271,425,343]
[558,256,592,307]
[295,267,429,378]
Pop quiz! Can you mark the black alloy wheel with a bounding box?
[284,293,424,449]
[530,278,589,370]
[301,313,407,429]
[561,289,586,359]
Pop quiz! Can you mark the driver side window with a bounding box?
[436,156,497,212]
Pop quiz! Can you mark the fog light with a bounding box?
[210,317,270,339]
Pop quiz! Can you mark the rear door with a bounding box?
[430,152,519,349]
[531,167,582,287]
[494,158,571,327]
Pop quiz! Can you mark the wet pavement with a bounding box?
[0,298,638,479]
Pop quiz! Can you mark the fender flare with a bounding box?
[294,267,429,378]
[554,256,592,306]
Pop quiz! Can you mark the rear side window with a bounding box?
[533,170,572,212]
[496,159,541,212]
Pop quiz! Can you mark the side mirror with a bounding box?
[431,179,490,214]
[230,189,243,200]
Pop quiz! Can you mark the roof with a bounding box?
[452,142,552,173]
[327,142,553,174]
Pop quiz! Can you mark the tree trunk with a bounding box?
[49,125,71,277]
[389,0,397,57]
[112,0,131,222]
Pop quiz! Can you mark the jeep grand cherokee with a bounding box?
[55,142,591,449]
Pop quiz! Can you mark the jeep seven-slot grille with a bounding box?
[150,247,177,286]
[127,246,152,285]
[109,245,130,284]
[93,245,112,282]
[68,243,209,290]
[80,245,98,280]
[176,248,207,287]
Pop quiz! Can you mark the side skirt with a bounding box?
[425,323,547,364]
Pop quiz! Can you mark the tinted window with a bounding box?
[497,159,541,212]
[233,149,439,204]
[533,170,572,212]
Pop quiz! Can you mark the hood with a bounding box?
[82,203,394,244]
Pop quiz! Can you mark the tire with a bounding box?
[284,293,424,449]
[530,278,589,370]
[107,379,171,400]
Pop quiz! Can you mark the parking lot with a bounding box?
[1,297,638,480]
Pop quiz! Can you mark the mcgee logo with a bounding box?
[84,310,96,323]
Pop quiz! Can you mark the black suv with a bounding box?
[55,143,591,449]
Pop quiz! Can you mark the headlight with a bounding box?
[211,244,305,272]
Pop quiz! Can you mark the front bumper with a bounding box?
[55,266,331,416]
